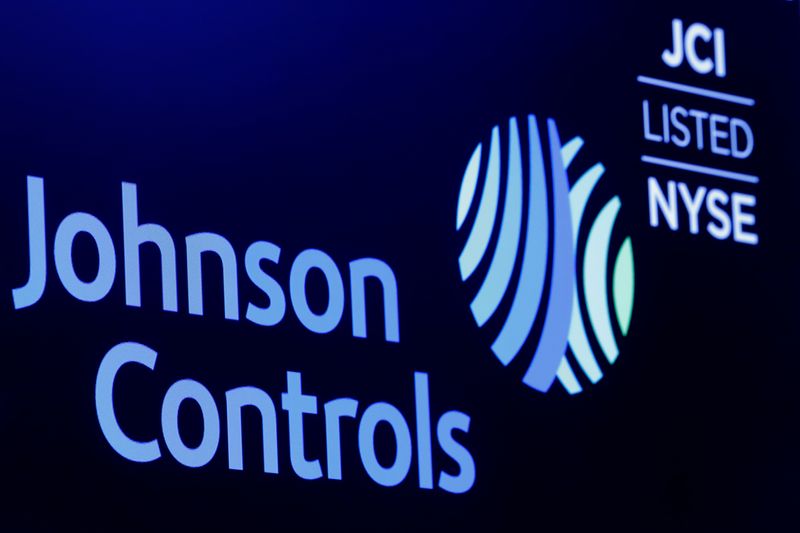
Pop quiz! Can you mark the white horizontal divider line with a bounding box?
[641,155,760,185]
[637,75,756,107]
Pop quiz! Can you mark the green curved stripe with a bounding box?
[613,237,635,337]
[584,196,621,365]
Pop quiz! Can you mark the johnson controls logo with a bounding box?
[456,115,635,394]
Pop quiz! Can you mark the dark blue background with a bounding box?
[0,1,798,531]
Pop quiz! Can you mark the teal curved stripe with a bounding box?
[556,358,582,395]
[561,137,584,170]
[456,144,483,231]
[470,118,523,326]
[564,163,607,385]
[584,196,621,364]
[523,119,574,392]
[565,292,601,383]
[569,163,605,232]
[613,237,635,337]
[492,115,548,365]
[459,127,501,281]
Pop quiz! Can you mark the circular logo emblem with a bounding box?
[456,115,635,394]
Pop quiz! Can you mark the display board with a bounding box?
[0,1,798,531]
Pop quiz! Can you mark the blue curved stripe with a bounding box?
[457,144,483,230]
[584,196,621,364]
[470,118,523,326]
[523,119,575,392]
[556,358,582,395]
[564,163,607,385]
[491,115,548,365]
[561,137,584,170]
[459,128,501,280]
